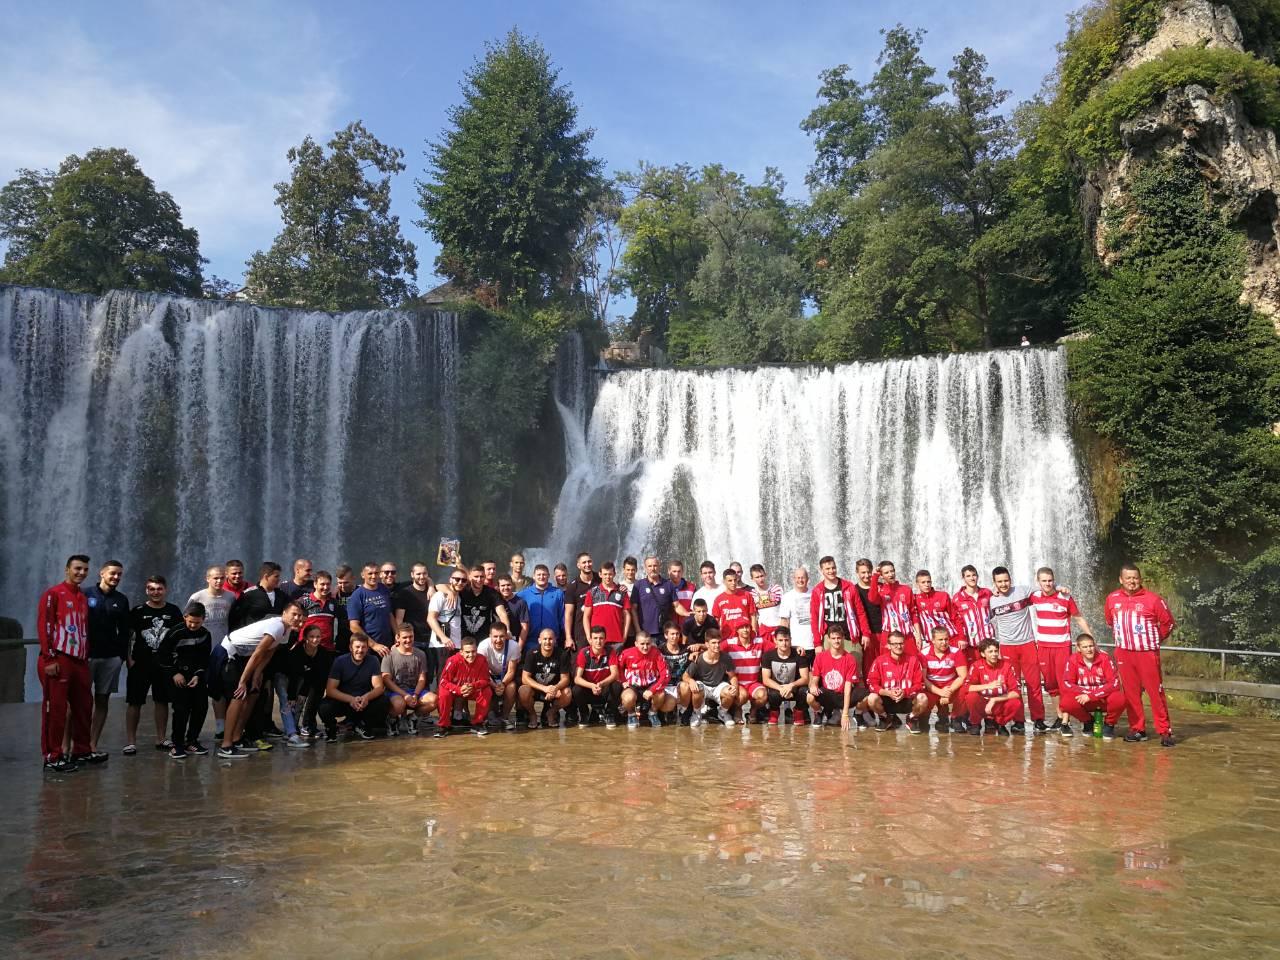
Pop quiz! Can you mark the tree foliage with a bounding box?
[417,29,603,305]
[0,147,204,296]
[245,121,418,311]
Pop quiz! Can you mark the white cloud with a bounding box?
[0,14,342,282]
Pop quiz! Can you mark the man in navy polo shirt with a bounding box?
[348,563,394,658]
[631,556,677,637]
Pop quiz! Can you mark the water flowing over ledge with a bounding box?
[0,285,459,616]
[535,348,1096,593]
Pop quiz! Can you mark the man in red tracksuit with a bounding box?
[1105,564,1176,747]
[868,562,920,657]
[952,565,993,661]
[434,637,493,737]
[809,555,871,661]
[965,638,1022,735]
[1060,633,1126,740]
[37,555,93,772]
[865,631,927,732]
[913,569,960,650]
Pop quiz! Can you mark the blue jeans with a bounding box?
[273,672,298,737]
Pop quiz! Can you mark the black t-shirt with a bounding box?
[459,586,503,640]
[521,646,570,686]
[329,653,381,697]
[761,648,809,686]
[392,585,433,645]
[129,602,185,661]
[659,644,691,684]
[681,614,719,645]
[821,585,846,627]
[688,655,731,687]
[229,586,285,632]
[279,579,313,603]
[564,575,601,646]
[856,584,883,634]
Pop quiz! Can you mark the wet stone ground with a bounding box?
[0,703,1277,960]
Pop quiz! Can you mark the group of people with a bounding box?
[35,549,1177,772]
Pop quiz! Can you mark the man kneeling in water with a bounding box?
[435,636,493,737]
[382,623,437,734]
[573,626,621,727]
[865,630,928,732]
[618,632,673,728]
[807,624,868,729]
[965,638,1022,736]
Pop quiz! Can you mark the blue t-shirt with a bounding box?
[631,578,676,635]
[347,585,394,645]
[329,652,381,697]
[517,584,566,642]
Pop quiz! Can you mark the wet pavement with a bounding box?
[0,703,1277,960]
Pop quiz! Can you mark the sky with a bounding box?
[0,0,1082,292]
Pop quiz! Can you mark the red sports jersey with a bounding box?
[575,646,618,685]
[866,653,923,696]
[920,648,967,689]
[1029,590,1079,644]
[723,635,771,684]
[952,587,994,645]
[1061,650,1121,699]
[583,584,630,646]
[1105,588,1175,652]
[37,581,89,659]
[914,589,959,639]
[712,588,758,638]
[619,645,668,691]
[671,578,696,613]
[438,652,491,693]
[968,658,1018,699]
[869,576,917,637]
[811,649,860,691]
[297,592,337,650]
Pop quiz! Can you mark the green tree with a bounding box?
[418,29,603,305]
[0,148,204,296]
[245,121,418,311]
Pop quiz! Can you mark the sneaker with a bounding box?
[472,726,489,737]
[627,713,640,729]
[122,743,136,756]
[1011,722,1026,735]
[793,710,806,726]
[217,745,249,759]
[286,734,311,749]
[689,712,703,728]
[433,727,452,738]
[648,711,662,728]
[1102,724,1116,741]
[44,756,78,773]
[1033,720,1049,734]
[298,725,313,739]
[169,746,188,760]
[906,718,924,735]
[968,722,982,736]
[324,731,339,743]
[407,717,419,735]
[1059,722,1074,739]
[1048,718,1064,732]
[353,725,375,741]
[386,718,400,737]
[263,727,285,740]
[236,740,260,752]
[934,720,948,733]
[505,720,517,732]
[874,716,891,732]
[187,741,209,755]
[252,739,274,752]
[1123,730,1148,743]
[71,751,109,764]
[996,724,1010,737]
[767,710,780,726]
[1160,734,1176,748]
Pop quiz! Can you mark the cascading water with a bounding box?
[537,348,1096,593]
[0,284,460,631]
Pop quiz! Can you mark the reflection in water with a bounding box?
[1,705,1278,959]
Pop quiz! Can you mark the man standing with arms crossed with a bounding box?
[1106,564,1177,747]
[988,566,1044,734]
[38,555,93,772]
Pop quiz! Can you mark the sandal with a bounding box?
[155,739,174,750]
[122,744,136,755]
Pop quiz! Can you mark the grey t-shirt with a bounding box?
[990,586,1035,646]
[381,647,427,691]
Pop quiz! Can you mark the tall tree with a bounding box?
[245,121,418,311]
[0,148,204,296]
[417,29,603,305]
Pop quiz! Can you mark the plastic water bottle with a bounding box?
[1092,710,1104,738]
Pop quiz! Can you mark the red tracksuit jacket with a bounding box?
[1061,650,1121,699]
[866,653,923,696]
[968,658,1018,699]
[868,574,917,637]
[808,578,871,647]
[1104,588,1175,652]
[438,652,490,694]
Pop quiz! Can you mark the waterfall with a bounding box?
[536,348,1096,593]
[0,284,460,630]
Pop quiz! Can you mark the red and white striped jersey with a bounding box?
[914,589,959,639]
[723,636,770,684]
[871,579,916,636]
[1029,590,1079,644]
[952,587,994,645]
[38,581,88,659]
[671,578,696,613]
[1105,588,1175,651]
[919,648,967,689]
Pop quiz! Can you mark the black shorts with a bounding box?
[125,658,171,706]
[881,693,916,714]
[222,655,259,695]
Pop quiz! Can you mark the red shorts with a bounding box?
[738,680,765,698]
[1037,643,1071,696]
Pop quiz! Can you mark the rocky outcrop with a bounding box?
[1085,1,1280,325]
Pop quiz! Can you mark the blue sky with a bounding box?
[0,0,1081,292]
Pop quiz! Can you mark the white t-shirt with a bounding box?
[692,584,721,612]
[223,616,289,657]
[427,591,462,649]
[752,583,784,628]
[777,589,814,649]
[477,637,520,679]
[189,588,232,644]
